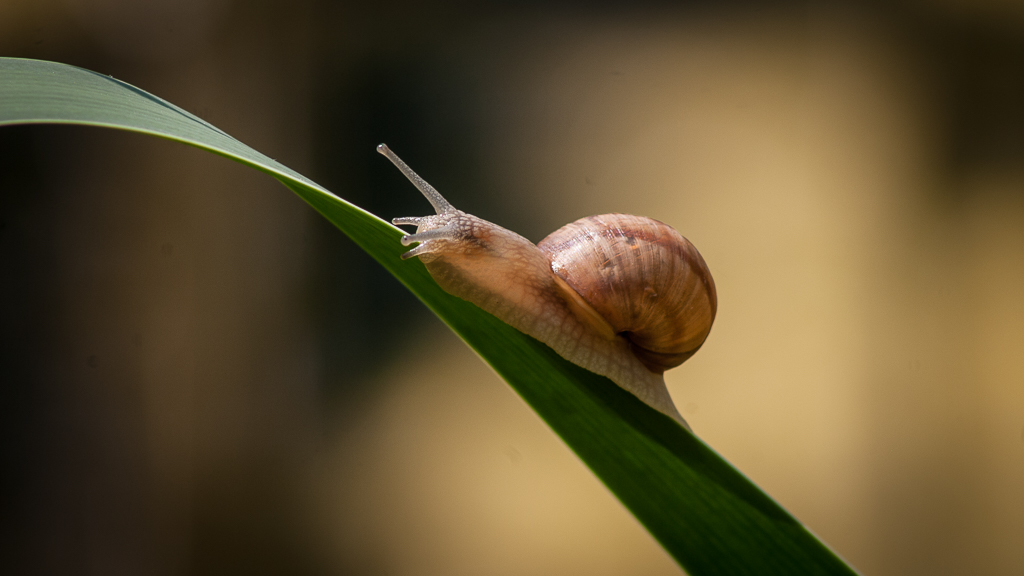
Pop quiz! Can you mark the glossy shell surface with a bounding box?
[538,214,717,373]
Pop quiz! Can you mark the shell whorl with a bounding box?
[537,214,717,374]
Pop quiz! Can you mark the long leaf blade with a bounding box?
[0,57,857,576]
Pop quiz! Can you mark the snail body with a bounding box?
[380,144,716,428]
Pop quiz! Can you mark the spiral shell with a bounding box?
[538,214,717,374]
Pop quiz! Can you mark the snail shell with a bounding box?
[539,214,717,374]
[380,144,716,428]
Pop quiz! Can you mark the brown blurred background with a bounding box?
[2,1,1023,574]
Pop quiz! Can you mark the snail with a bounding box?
[380,144,716,428]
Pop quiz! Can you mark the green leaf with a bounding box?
[0,58,857,575]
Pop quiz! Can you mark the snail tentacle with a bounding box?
[378,143,454,215]
[400,228,459,247]
[392,216,423,226]
[399,242,437,260]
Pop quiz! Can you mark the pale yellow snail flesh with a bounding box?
[381,144,716,428]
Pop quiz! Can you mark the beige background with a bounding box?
[2,1,1022,574]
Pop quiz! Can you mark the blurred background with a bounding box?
[2,1,1023,574]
